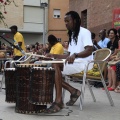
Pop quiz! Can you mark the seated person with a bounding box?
[103,28,118,81]
[48,34,64,55]
[105,28,119,91]
[42,43,50,55]
[97,29,110,48]
[107,28,119,55]
[107,52,120,91]
[34,35,64,64]
[45,11,93,113]
[114,28,120,93]
[62,41,69,54]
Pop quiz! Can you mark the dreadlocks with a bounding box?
[65,11,81,45]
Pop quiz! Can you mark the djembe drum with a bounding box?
[5,68,16,103]
[29,67,55,105]
[15,64,47,114]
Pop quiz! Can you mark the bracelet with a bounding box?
[74,53,78,58]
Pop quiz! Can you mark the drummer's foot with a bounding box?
[44,102,64,114]
[66,89,81,106]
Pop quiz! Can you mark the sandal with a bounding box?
[114,86,120,93]
[66,89,81,106]
[44,102,64,113]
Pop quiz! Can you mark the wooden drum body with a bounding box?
[15,65,47,114]
[5,68,16,103]
[29,67,55,105]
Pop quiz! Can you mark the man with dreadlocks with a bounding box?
[45,11,93,113]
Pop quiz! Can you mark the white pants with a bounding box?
[62,61,93,75]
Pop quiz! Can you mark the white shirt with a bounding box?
[68,27,93,62]
[62,27,93,75]
[97,38,110,48]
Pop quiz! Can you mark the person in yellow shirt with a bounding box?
[48,34,64,55]
[9,25,26,60]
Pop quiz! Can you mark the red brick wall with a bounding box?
[69,0,120,41]
[48,0,69,42]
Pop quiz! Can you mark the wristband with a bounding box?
[74,53,78,58]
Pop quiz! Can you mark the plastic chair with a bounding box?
[63,48,114,110]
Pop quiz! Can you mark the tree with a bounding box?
[0,0,17,27]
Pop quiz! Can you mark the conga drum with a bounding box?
[5,68,16,103]
[29,67,55,105]
[15,64,47,114]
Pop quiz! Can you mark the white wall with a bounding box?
[22,0,48,34]
[24,0,48,6]
[22,0,48,44]
[24,0,40,6]
[24,6,43,23]
[23,33,48,45]
[22,5,44,33]
[23,33,43,45]
[22,5,43,33]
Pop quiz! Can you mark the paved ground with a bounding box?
[0,75,120,120]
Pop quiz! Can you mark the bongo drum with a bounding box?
[29,67,55,105]
[15,64,47,114]
[5,68,16,103]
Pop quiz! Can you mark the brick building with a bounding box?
[48,0,69,43]
[69,0,120,40]
[0,0,70,45]
[0,0,48,45]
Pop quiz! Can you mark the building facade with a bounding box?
[0,0,48,45]
[48,0,69,43]
[0,0,70,45]
[69,0,120,40]
[0,0,23,29]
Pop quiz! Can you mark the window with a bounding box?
[53,9,61,18]
[57,38,61,42]
[24,6,43,23]
[81,9,87,28]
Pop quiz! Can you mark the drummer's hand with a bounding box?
[45,53,52,58]
[45,53,54,59]
[65,54,75,64]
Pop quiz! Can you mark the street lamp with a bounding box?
[40,0,48,45]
